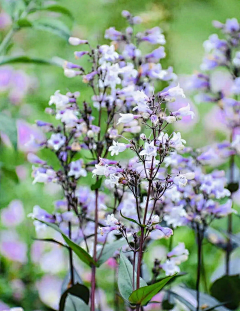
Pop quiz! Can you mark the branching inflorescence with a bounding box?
[27,11,236,311]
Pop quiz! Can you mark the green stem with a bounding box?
[0,28,16,56]
[226,132,234,275]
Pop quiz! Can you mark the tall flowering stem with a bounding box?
[195,223,205,311]
[27,10,214,311]
[189,17,240,275]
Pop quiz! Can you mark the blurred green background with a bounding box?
[0,0,240,310]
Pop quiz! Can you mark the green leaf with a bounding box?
[167,290,195,311]
[61,268,83,294]
[64,294,90,311]
[118,251,147,302]
[59,283,89,311]
[35,4,73,19]
[210,275,240,310]
[183,288,230,311]
[129,275,175,306]
[37,220,97,267]
[0,162,18,183]
[154,272,187,285]
[33,238,67,248]
[91,178,102,190]
[120,210,141,227]
[0,55,63,67]
[16,18,32,27]
[0,113,17,149]
[162,292,175,310]
[32,19,70,40]
[97,237,128,266]
[227,182,239,194]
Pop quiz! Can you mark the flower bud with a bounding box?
[68,37,88,45]
[87,130,94,138]
[140,133,146,140]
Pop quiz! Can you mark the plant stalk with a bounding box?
[91,187,99,311]
[226,132,234,275]
[0,28,15,56]
[196,225,203,311]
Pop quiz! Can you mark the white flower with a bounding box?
[173,172,195,187]
[169,132,186,151]
[233,51,240,67]
[68,37,87,45]
[105,174,120,188]
[175,173,194,187]
[169,84,186,98]
[151,215,160,224]
[231,135,240,154]
[109,141,127,156]
[64,69,78,78]
[49,90,69,110]
[92,164,109,176]
[140,141,157,157]
[161,259,180,276]
[105,214,118,226]
[47,133,66,151]
[174,103,195,119]
[164,185,182,202]
[32,169,56,184]
[99,45,119,64]
[99,63,121,89]
[132,90,149,112]
[164,205,187,228]
[168,242,189,265]
[168,242,189,257]
[68,160,87,179]
[184,172,195,180]
[119,63,138,79]
[108,128,118,139]
[133,90,149,104]
[163,116,177,123]
[117,113,135,124]
[56,109,78,127]
[164,84,186,98]
[158,132,169,144]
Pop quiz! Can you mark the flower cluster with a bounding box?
[25,11,239,311]
[163,151,235,229]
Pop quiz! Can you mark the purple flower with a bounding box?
[1,200,25,227]
[27,153,46,165]
[74,51,89,59]
[68,160,87,178]
[18,119,46,151]
[141,27,166,45]
[154,225,173,238]
[145,47,166,62]
[188,72,210,91]
[225,18,239,33]
[64,61,83,70]
[105,27,123,41]
[83,70,98,83]
[68,37,88,45]
[0,11,11,29]
[36,276,62,310]
[214,200,236,217]
[28,205,56,227]
[47,133,66,151]
[231,77,240,95]
[0,231,27,263]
